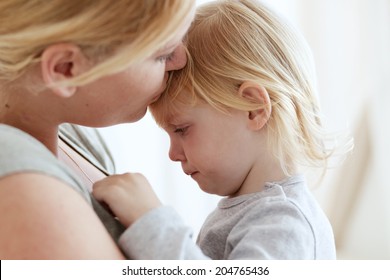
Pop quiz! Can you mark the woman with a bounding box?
[0,0,195,259]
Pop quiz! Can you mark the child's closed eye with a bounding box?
[174,126,188,135]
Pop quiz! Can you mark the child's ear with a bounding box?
[40,43,89,98]
[238,81,271,131]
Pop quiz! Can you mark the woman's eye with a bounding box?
[157,52,174,63]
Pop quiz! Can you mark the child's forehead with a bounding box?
[166,107,191,123]
[162,101,203,125]
[160,113,187,130]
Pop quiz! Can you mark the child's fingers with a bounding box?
[91,183,107,202]
[92,174,126,197]
[92,176,117,201]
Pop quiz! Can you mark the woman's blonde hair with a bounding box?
[150,0,352,175]
[0,0,194,86]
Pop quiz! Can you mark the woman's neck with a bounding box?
[1,90,60,154]
[3,118,60,154]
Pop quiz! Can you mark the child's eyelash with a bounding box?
[174,127,188,134]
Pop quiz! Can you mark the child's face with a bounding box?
[163,102,260,196]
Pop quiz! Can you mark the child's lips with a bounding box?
[184,170,198,176]
[189,171,199,178]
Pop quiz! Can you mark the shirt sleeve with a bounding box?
[118,206,210,259]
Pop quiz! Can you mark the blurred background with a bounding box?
[100,0,390,259]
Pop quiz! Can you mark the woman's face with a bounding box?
[70,7,195,127]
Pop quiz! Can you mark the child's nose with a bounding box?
[165,44,187,72]
[169,143,186,162]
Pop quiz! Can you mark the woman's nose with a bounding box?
[165,44,187,72]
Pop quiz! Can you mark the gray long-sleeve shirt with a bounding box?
[119,175,336,259]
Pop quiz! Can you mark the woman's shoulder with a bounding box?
[0,123,44,147]
[0,124,55,168]
[0,172,125,259]
[0,124,89,200]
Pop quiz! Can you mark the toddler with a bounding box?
[93,0,351,259]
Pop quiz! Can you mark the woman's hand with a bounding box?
[92,173,162,227]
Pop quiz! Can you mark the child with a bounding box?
[93,0,351,259]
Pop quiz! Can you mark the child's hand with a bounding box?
[92,173,162,227]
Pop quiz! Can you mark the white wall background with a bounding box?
[100,0,390,259]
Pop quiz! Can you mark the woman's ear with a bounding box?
[238,81,271,131]
[40,43,89,97]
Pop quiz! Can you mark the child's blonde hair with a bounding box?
[151,0,351,175]
[0,0,194,87]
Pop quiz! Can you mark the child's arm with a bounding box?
[92,173,210,259]
[92,173,162,227]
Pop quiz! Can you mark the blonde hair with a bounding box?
[151,0,352,175]
[0,0,194,86]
